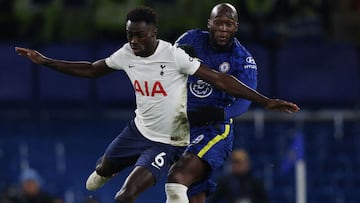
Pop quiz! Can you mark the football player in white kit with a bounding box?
[15,6,299,203]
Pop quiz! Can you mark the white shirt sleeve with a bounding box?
[105,47,127,70]
[173,46,201,75]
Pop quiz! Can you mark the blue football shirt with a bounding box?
[175,29,258,120]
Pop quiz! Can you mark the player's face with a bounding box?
[208,14,238,49]
[126,20,157,57]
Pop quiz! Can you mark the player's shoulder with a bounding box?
[176,29,208,44]
[114,42,133,55]
[156,40,177,52]
[158,39,173,48]
[108,42,131,58]
[233,38,253,57]
[187,29,208,36]
[188,29,208,40]
[156,40,182,57]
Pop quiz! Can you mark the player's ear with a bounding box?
[207,19,211,29]
[152,28,158,36]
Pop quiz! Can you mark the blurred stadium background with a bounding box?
[0,0,360,203]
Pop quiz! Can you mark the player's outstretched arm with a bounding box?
[194,64,300,114]
[15,47,114,78]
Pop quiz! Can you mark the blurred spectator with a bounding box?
[331,0,360,44]
[286,0,327,41]
[208,149,270,203]
[236,0,335,45]
[2,168,59,203]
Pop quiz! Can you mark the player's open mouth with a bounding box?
[131,46,141,53]
[217,36,228,44]
[216,34,228,41]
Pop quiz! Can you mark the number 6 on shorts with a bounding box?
[151,152,166,169]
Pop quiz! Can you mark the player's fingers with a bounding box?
[280,104,298,114]
[281,101,300,112]
[15,47,32,55]
[15,49,29,56]
[15,47,22,52]
[290,104,300,112]
[17,51,28,56]
[279,107,293,114]
[15,47,28,53]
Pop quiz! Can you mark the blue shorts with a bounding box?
[186,122,234,196]
[103,120,185,182]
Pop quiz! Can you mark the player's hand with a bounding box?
[15,47,47,65]
[265,99,300,114]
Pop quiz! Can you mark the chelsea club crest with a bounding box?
[218,62,230,73]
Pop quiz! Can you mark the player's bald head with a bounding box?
[210,3,238,22]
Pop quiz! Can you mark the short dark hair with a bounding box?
[126,6,157,26]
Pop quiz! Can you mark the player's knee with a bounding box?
[167,169,186,184]
[95,157,114,177]
[114,186,137,203]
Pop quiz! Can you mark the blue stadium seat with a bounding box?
[2,119,360,203]
[275,42,360,107]
[94,42,135,107]
[38,43,93,105]
[244,43,272,96]
[0,43,33,103]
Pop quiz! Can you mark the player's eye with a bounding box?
[211,20,220,26]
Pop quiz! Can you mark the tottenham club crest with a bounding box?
[189,80,213,98]
[218,62,230,73]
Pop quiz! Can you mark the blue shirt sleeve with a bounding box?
[174,30,196,46]
[224,45,258,120]
[224,77,257,119]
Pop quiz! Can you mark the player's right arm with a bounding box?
[194,64,300,113]
[174,44,299,114]
[15,47,115,78]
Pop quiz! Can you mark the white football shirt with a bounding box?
[105,40,200,146]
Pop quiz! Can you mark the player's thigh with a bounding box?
[136,142,185,183]
[168,152,210,185]
[189,192,206,203]
[188,123,234,170]
[100,120,151,172]
[120,166,156,194]
[176,124,233,186]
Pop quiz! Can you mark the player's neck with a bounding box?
[143,40,159,57]
[210,39,233,52]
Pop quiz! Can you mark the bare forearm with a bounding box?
[195,65,299,113]
[42,57,96,78]
[15,47,113,78]
[195,65,270,106]
[214,73,269,106]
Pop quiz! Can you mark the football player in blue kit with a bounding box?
[166,3,262,203]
